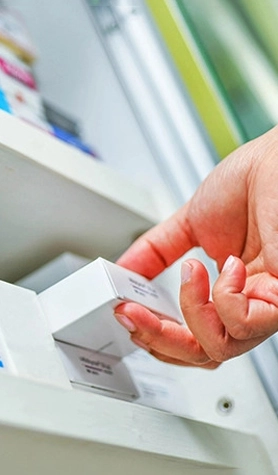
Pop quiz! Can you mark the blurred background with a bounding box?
[2,0,278,206]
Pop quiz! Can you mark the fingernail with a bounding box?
[222,255,236,273]
[181,261,192,284]
[131,337,150,352]
[114,313,137,332]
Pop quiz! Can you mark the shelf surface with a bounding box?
[0,112,159,282]
[0,373,274,475]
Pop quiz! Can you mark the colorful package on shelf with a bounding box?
[0,44,51,132]
[0,87,10,112]
[51,125,99,158]
[43,101,100,158]
[43,101,81,138]
[0,12,99,158]
[0,7,37,64]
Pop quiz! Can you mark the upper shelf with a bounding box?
[0,111,160,282]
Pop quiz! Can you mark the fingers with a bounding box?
[213,255,278,338]
[114,256,278,367]
[114,302,213,366]
[116,203,196,278]
[181,256,278,361]
[180,258,256,361]
[149,349,220,369]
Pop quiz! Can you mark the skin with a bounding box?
[114,126,278,368]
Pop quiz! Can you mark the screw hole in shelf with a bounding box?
[217,397,234,415]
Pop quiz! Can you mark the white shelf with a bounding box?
[0,372,273,475]
[0,112,160,282]
[0,280,277,474]
[0,113,278,474]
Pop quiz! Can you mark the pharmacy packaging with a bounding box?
[39,257,183,358]
[56,340,139,401]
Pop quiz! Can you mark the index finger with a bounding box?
[117,203,196,278]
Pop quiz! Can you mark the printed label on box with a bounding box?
[39,258,183,359]
[56,340,139,401]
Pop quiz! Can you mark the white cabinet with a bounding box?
[0,112,278,475]
[0,111,171,283]
[0,2,278,473]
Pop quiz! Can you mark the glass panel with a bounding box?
[177,0,277,140]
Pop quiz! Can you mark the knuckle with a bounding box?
[137,325,163,348]
[211,285,221,301]
[205,343,236,363]
[226,322,254,340]
[206,349,227,363]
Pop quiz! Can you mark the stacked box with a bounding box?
[0,43,51,131]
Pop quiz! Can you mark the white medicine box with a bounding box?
[38,257,183,359]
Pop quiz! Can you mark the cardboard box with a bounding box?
[56,341,139,401]
[0,8,37,64]
[0,44,51,132]
[39,257,183,358]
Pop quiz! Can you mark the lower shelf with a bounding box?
[1,252,278,474]
[0,373,273,475]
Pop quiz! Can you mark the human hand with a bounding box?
[114,126,278,367]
